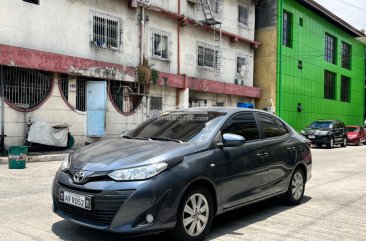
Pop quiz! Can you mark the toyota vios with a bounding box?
[53,108,312,241]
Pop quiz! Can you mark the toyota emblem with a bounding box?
[73,171,85,183]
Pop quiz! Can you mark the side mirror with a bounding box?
[217,133,246,148]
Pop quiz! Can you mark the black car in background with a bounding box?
[53,108,312,241]
[301,120,347,148]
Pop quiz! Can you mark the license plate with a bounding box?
[59,189,91,210]
[308,135,315,139]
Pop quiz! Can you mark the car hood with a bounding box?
[304,128,331,133]
[347,132,358,135]
[70,138,196,172]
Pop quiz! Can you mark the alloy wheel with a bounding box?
[291,172,304,200]
[183,193,209,237]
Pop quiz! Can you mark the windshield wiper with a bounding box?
[145,136,183,143]
[122,135,151,140]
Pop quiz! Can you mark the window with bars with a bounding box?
[59,75,87,112]
[341,76,350,102]
[325,33,337,64]
[197,43,220,69]
[109,81,143,114]
[150,96,163,110]
[236,56,246,74]
[341,42,351,70]
[152,30,169,60]
[90,11,122,50]
[324,70,336,100]
[238,4,249,26]
[2,66,52,111]
[282,11,292,47]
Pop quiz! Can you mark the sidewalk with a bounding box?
[0,150,74,165]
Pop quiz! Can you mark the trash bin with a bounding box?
[8,146,28,169]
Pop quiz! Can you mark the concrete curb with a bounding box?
[0,153,68,165]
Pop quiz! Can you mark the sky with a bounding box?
[314,0,366,31]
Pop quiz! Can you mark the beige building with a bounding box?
[0,0,261,149]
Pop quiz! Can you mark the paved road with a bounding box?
[1,145,365,241]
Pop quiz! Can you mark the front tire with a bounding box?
[171,186,214,241]
[340,137,347,147]
[283,168,305,205]
[327,137,334,149]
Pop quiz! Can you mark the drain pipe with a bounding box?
[0,66,6,153]
[140,6,145,65]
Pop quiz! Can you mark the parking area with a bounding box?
[0,145,365,241]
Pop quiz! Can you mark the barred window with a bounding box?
[283,11,292,47]
[150,96,162,110]
[341,42,351,70]
[2,66,52,111]
[152,30,169,60]
[341,76,350,102]
[325,33,337,64]
[238,5,248,26]
[90,11,122,50]
[109,81,143,114]
[236,56,246,74]
[197,43,220,69]
[59,75,87,112]
[324,70,336,100]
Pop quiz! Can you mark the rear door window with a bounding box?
[257,114,284,138]
[222,113,260,141]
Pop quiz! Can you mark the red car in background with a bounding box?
[346,126,365,145]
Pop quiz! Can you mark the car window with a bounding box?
[274,118,289,135]
[222,113,259,141]
[309,121,333,128]
[258,114,283,138]
[346,127,358,132]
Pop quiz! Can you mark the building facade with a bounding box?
[255,0,366,130]
[0,0,261,149]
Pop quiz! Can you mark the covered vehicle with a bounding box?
[53,108,312,241]
[346,126,365,145]
[301,120,347,148]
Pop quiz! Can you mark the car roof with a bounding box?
[170,107,269,115]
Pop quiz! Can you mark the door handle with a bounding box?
[287,146,296,151]
[257,152,269,158]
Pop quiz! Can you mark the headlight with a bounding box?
[300,130,306,135]
[316,130,329,135]
[60,155,71,171]
[108,162,168,181]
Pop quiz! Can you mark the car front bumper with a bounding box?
[52,168,186,234]
[305,135,331,145]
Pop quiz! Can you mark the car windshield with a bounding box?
[309,121,333,129]
[124,111,226,143]
[346,127,358,132]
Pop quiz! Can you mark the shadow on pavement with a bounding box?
[52,196,311,241]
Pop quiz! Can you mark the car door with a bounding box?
[334,122,343,142]
[256,113,298,195]
[213,112,271,209]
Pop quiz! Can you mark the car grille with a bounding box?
[53,182,135,225]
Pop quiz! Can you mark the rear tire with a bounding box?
[340,137,347,147]
[171,186,214,241]
[327,138,334,149]
[283,168,305,205]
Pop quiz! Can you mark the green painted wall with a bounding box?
[276,0,365,131]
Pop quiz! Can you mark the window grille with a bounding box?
[341,42,351,70]
[152,30,169,60]
[324,70,336,100]
[213,101,224,107]
[325,33,337,64]
[150,96,163,110]
[109,81,143,114]
[238,5,248,26]
[283,11,292,47]
[59,75,87,112]
[236,56,246,74]
[341,76,350,102]
[90,11,122,51]
[2,66,52,111]
[197,43,220,69]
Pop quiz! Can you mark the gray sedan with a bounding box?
[53,108,312,241]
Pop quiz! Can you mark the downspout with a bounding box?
[0,66,5,153]
[176,0,181,109]
[140,6,145,65]
[277,0,284,117]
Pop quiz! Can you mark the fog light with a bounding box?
[146,214,154,223]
